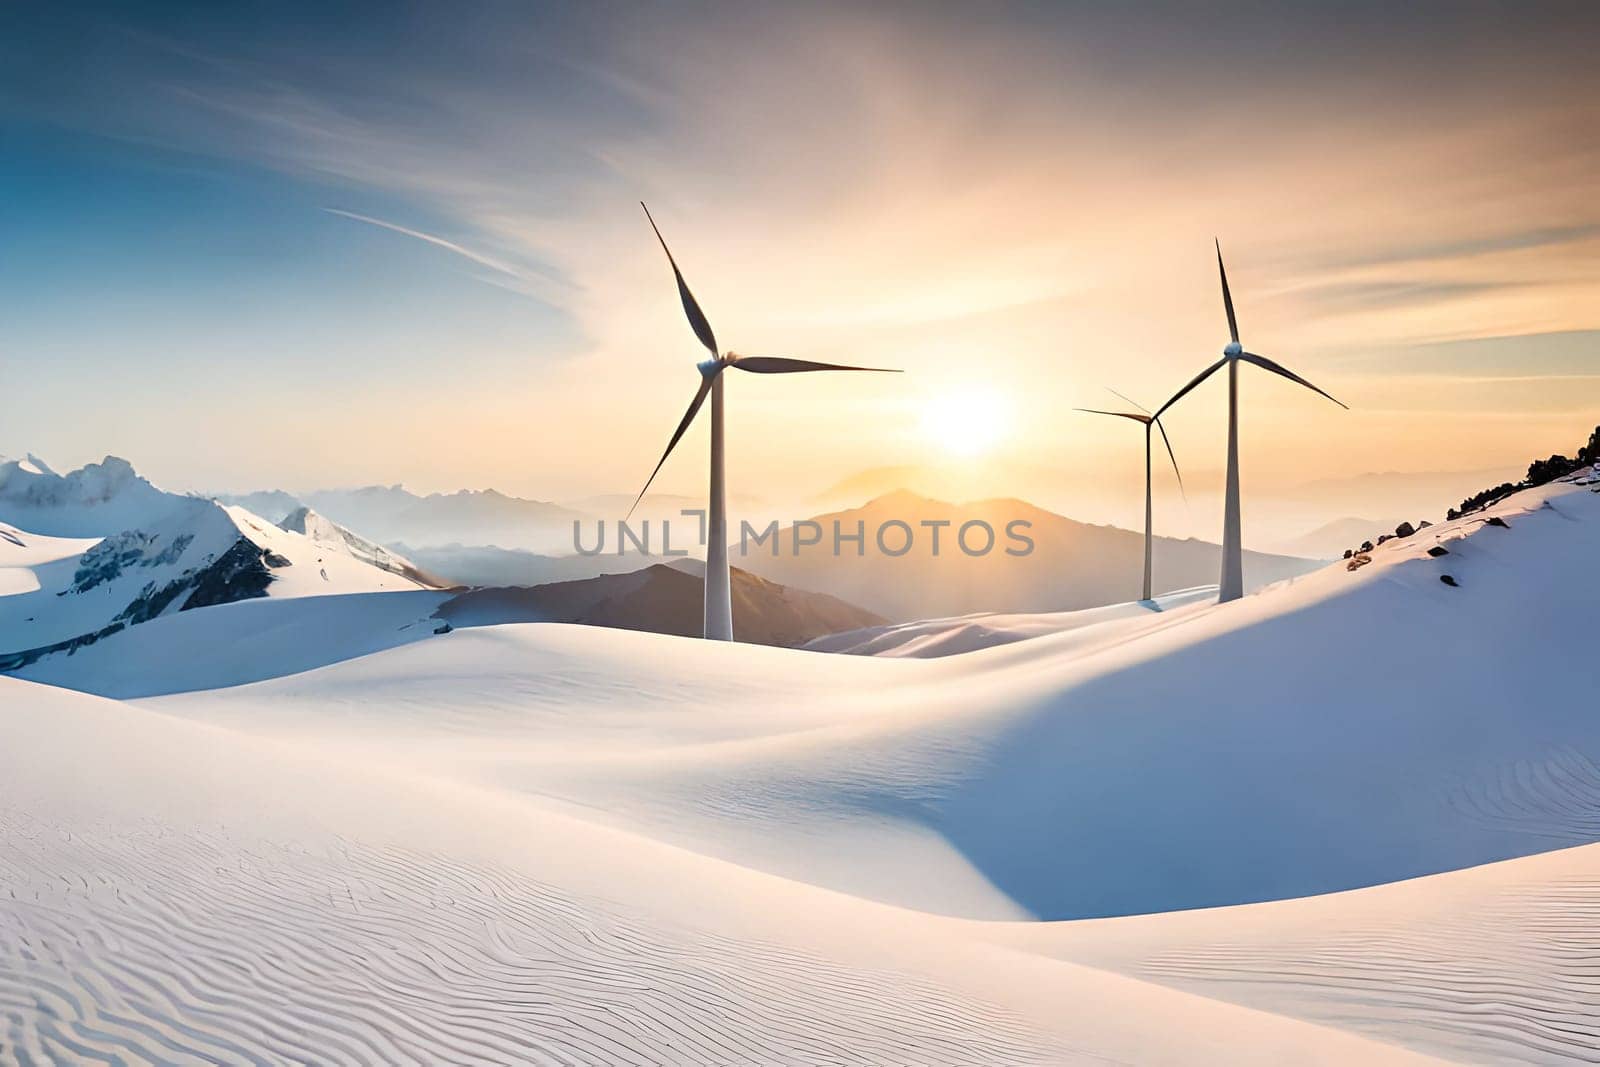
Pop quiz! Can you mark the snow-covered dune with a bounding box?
[984,840,1600,1063]
[0,520,100,596]
[0,676,1424,1065]
[5,477,1598,1062]
[14,590,452,697]
[805,585,1218,657]
[150,481,1600,923]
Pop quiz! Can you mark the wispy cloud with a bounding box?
[1297,279,1516,313]
[323,208,519,278]
[323,209,572,305]
[1316,223,1600,273]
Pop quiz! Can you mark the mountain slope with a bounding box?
[278,506,451,589]
[2,673,1424,1065]
[743,491,1318,621]
[435,563,884,648]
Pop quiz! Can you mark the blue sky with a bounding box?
[1,1,1597,509]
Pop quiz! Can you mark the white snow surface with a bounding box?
[806,585,1220,657]
[0,521,100,597]
[14,590,452,697]
[4,479,1600,1062]
[136,482,1600,920]
[2,675,1431,1065]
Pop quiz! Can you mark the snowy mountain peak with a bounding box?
[2,456,452,670]
[5,454,135,494]
[0,452,58,478]
[278,507,450,590]
[0,454,177,537]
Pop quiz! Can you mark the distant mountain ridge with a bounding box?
[742,491,1319,622]
[214,484,586,552]
[383,488,1322,624]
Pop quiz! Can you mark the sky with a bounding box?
[1,1,1597,535]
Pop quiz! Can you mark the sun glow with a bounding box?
[920,388,1011,458]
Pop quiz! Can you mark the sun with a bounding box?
[920,388,1010,458]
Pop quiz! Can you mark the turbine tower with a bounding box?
[629,202,900,641]
[1075,389,1185,602]
[1155,241,1347,603]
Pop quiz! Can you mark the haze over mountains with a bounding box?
[377,490,1321,623]
[807,461,1527,549]
[1271,516,1406,560]
[217,484,586,554]
[745,491,1317,622]
[213,470,1328,625]
[209,460,1513,605]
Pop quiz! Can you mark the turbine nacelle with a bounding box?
[697,356,727,378]
[1223,341,1243,357]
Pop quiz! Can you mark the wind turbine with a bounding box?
[628,202,900,641]
[1154,240,1347,603]
[1075,388,1185,602]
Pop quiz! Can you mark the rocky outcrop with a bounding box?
[68,532,193,594]
[2,537,280,671]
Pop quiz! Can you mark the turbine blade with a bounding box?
[731,355,901,374]
[1106,387,1150,415]
[641,202,719,357]
[1216,238,1239,345]
[1152,356,1227,420]
[1154,417,1187,503]
[1074,408,1150,424]
[626,375,716,520]
[1240,351,1349,410]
